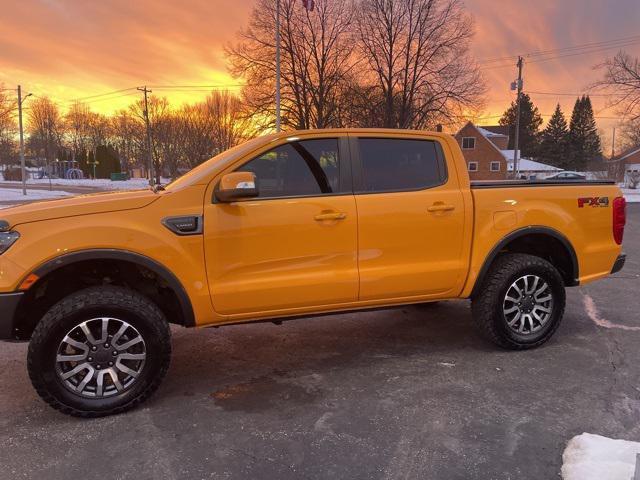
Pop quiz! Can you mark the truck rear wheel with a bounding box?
[27,286,171,417]
[471,253,566,350]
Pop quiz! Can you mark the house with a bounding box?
[608,145,640,186]
[454,122,508,180]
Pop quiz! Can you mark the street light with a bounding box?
[17,86,33,196]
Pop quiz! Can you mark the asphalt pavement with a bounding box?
[0,206,638,480]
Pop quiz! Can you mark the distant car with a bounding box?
[545,171,587,180]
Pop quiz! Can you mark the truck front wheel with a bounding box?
[27,286,171,417]
[471,253,566,350]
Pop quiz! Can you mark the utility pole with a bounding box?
[275,0,281,132]
[611,126,616,158]
[512,56,524,179]
[137,86,156,185]
[17,85,31,196]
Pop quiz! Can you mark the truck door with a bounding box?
[203,136,358,315]
[351,134,467,300]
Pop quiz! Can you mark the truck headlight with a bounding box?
[0,231,20,254]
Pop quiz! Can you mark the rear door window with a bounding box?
[357,138,447,193]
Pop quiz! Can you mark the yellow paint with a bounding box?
[0,129,624,327]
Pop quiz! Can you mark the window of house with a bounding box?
[462,137,476,149]
[490,161,501,172]
[357,138,446,192]
[237,138,340,198]
[468,162,478,172]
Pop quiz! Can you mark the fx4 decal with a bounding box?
[578,197,609,208]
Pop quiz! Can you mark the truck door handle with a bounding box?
[427,203,455,213]
[314,212,347,221]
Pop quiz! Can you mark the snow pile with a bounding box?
[1,178,154,191]
[0,188,71,202]
[623,188,640,203]
[562,433,640,480]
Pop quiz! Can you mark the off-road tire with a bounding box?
[471,253,566,350]
[28,286,171,417]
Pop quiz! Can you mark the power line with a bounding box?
[479,34,640,65]
[148,84,243,89]
[480,38,640,70]
[525,91,619,97]
[68,87,138,103]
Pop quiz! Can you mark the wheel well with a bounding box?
[472,230,578,298]
[14,258,189,340]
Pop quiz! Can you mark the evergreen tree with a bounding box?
[568,95,602,171]
[539,103,569,168]
[499,93,543,158]
[95,145,121,178]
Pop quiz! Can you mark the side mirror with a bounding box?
[215,171,259,202]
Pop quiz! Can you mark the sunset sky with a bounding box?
[1,0,639,148]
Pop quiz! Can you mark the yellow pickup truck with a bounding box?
[0,129,627,417]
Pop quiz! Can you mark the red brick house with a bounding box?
[454,122,509,180]
[609,145,640,185]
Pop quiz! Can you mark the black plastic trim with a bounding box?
[161,215,203,236]
[27,249,196,327]
[471,179,616,189]
[469,226,580,298]
[0,292,24,340]
[611,253,626,274]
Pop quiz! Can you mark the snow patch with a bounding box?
[0,178,154,191]
[562,433,640,480]
[622,188,640,203]
[0,188,71,202]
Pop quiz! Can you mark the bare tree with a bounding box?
[618,117,640,150]
[227,0,355,130]
[86,111,111,157]
[0,85,17,166]
[205,91,254,151]
[176,103,215,169]
[65,102,92,161]
[27,96,63,167]
[110,109,144,173]
[354,0,485,129]
[129,96,171,178]
[154,113,183,179]
[595,51,640,122]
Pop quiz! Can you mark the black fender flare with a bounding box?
[25,249,196,327]
[470,226,579,298]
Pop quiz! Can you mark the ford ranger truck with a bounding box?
[0,129,626,417]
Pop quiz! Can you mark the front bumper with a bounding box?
[611,253,626,274]
[0,292,23,340]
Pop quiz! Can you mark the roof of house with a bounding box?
[477,125,509,138]
[613,145,640,162]
[504,155,562,172]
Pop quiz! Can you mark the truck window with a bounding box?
[238,138,340,198]
[357,138,446,192]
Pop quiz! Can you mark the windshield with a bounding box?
[163,135,278,191]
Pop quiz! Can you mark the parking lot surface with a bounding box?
[1,205,638,480]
